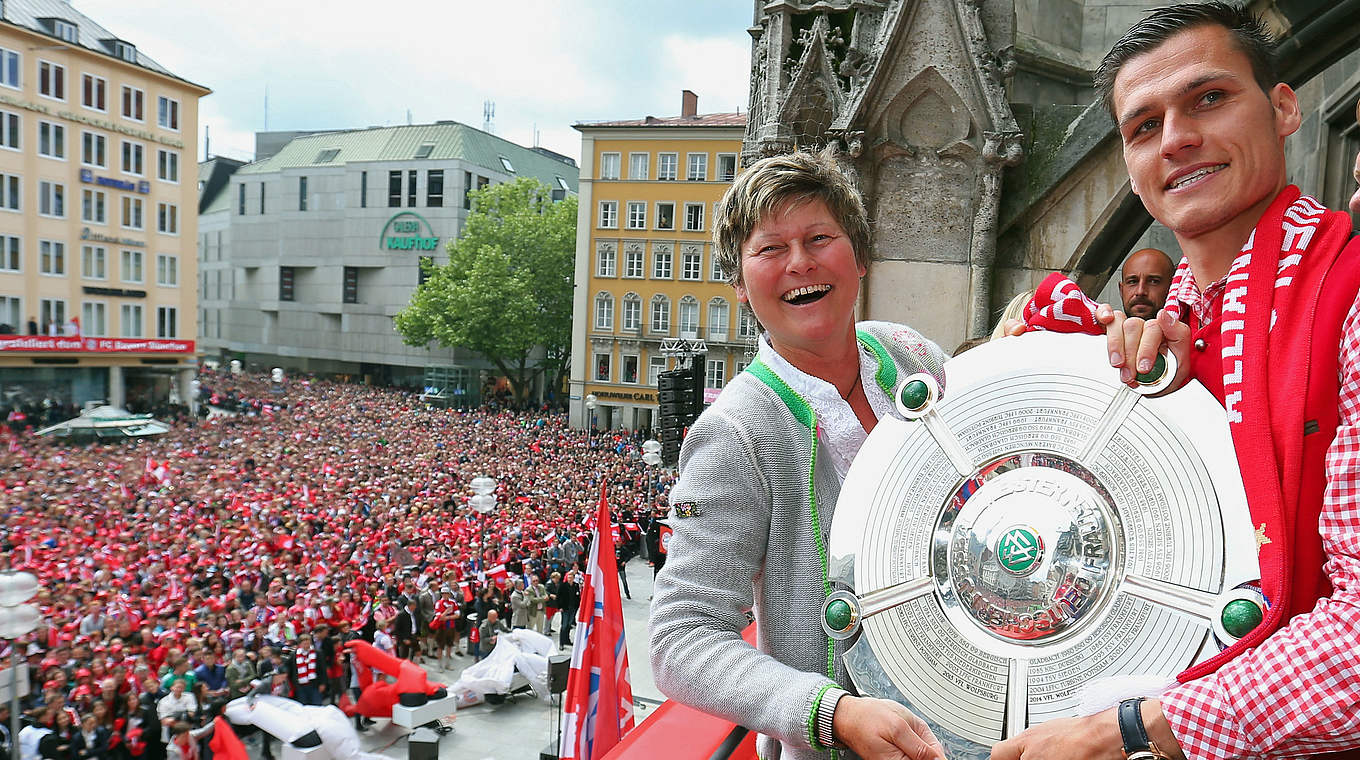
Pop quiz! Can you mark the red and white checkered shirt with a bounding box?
[1158,266,1360,759]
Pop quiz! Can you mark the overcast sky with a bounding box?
[73,0,754,164]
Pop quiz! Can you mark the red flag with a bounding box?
[208,717,248,760]
[561,485,635,759]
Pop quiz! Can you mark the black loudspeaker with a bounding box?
[548,655,571,694]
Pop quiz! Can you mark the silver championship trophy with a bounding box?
[825,332,1262,759]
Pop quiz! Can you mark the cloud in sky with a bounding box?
[71,0,753,163]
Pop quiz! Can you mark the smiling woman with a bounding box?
[649,148,951,760]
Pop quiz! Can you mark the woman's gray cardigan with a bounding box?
[649,321,947,760]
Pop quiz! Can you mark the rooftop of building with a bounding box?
[234,121,580,192]
[574,89,747,131]
[2,0,208,91]
[198,156,246,216]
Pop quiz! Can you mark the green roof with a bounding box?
[236,122,579,192]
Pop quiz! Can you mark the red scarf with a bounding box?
[1025,187,1359,682]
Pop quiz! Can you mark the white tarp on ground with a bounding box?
[450,629,556,706]
[224,695,385,760]
[35,405,170,438]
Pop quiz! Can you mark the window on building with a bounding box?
[598,200,618,229]
[0,236,18,271]
[652,244,672,279]
[622,293,641,331]
[112,41,136,63]
[39,181,64,217]
[427,169,443,207]
[38,121,64,158]
[0,174,17,212]
[388,170,402,207]
[38,61,64,100]
[681,246,701,280]
[650,294,670,333]
[360,171,368,208]
[82,245,106,279]
[81,189,105,223]
[260,181,266,214]
[596,243,616,277]
[39,240,64,275]
[279,266,295,301]
[156,254,177,286]
[626,201,645,229]
[684,202,704,231]
[157,96,179,130]
[463,171,473,209]
[498,156,514,173]
[624,245,643,278]
[0,111,18,149]
[648,356,667,386]
[81,301,105,336]
[658,153,678,180]
[121,140,143,174]
[706,358,727,389]
[678,296,699,338]
[407,169,417,206]
[81,74,106,110]
[655,201,675,230]
[52,20,77,43]
[0,296,19,333]
[413,143,434,159]
[712,250,727,281]
[121,196,142,229]
[687,152,707,181]
[314,148,339,163]
[599,152,620,180]
[298,176,308,211]
[121,86,144,121]
[157,203,178,234]
[120,249,142,283]
[238,183,246,215]
[82,132,105,167]
[717,153,738,182]
[739,308,759,338]
[629,152,648,180]
[157,149,178,182]
[119,303,141,337]
[343,267,359,303]
[594,292,613,330]
[594,352,611,382]
[42,299,67,332]
[708,299,730,341]
[622,354,639,384]
[156,306,176,338]
[0,48,18,89]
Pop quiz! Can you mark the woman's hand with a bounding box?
[832,696,946,760]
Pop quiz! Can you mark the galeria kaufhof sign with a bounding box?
[380,212,440,251]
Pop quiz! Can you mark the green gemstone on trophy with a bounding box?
[1221,598,1263,638]
[900,379,930,410]
[1135,353,1168,384]
[825,599,853,631]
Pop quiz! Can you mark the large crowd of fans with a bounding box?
[0,371,674,760]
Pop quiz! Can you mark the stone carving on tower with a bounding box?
[744,0,1025,347]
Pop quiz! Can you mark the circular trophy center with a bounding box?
[935,459,1121,646]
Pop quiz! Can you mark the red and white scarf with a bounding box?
[294,648,317,683]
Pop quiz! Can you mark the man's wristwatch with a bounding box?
[1118,697,1166,760]
[816,688,849,750]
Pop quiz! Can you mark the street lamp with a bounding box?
[641,439,662,512]
[0,571,40,760]
[584,394,597,449]
[469,476,499,574]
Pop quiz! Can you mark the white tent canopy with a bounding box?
[35,405,171,438]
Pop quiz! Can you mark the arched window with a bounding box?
[650,294,670,334]
[678,295,700,338]
[594,291,613,330]
[622,292,642,331]
[739,307,759,338]
[707,298,730,340]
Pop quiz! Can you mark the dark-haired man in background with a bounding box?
[997,4,1360,759]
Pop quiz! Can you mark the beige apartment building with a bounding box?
[568,92,747,431]
[0,1,207,412]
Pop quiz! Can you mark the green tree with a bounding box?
[395,177,577,403]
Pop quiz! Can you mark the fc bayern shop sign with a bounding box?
[0,335,194,353]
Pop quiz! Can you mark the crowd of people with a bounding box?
[0,370,675,760]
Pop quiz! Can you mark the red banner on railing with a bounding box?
[0,335,194,353]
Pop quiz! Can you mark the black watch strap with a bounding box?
[1118,697,1162,760]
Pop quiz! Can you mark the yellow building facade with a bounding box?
[0,3,207,412]
[568,96,747,431]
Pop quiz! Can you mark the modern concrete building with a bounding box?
[568,92,746,431]
[198,122,579,396]
[0,0,208,411]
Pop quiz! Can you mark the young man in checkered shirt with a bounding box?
[998,4,1360,760]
